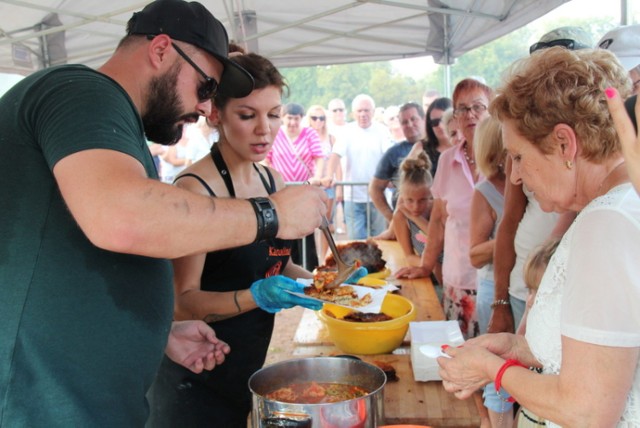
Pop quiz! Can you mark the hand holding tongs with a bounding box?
[318,215,358,289]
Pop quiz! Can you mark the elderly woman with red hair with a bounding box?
[396,78,493,340]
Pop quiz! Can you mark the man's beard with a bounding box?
[142,63,198,146]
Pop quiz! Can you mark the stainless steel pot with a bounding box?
[249,357,386,428]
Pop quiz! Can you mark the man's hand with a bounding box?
[270,186,327,239]
[369,177,393,222]
[166,320,230,374]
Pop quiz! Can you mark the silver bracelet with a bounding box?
[490,299,511,309]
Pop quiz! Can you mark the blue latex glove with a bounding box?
[344,267,368,284]
[250,276,324,313]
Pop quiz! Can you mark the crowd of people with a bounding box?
[1,0,640,426]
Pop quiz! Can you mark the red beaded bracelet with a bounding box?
[494,359,526,403]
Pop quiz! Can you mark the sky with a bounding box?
[390,0,637,78]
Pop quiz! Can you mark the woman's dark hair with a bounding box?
[214,52,288,109]
[421,97,452,176]
[425,97,453,146]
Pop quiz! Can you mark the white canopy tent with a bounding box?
[0,0,572,77]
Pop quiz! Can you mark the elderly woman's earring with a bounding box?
[565,160,573,169]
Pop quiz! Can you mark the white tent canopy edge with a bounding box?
[0,0,571,76]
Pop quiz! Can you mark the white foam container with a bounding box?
[409,321,464,381]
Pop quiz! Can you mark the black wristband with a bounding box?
[248,197,279,242]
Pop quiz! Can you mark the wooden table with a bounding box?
[289,240,481,427]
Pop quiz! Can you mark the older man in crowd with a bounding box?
[597,24,640,95]
[324,94,391,239]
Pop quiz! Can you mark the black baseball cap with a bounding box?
[127,0,254,98]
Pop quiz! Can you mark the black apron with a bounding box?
[146,145,293,428]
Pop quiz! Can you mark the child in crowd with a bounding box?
[392,151,433,266]
[516,238,561,340]
[515,238,560,427]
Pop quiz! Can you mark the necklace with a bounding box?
[463,142,475,165]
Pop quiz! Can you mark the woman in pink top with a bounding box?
[264,103,325,184]
[265,103,325,268]
[397,78,492,339]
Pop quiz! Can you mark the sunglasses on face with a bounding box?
[529,38,587,54]
[331,108,345,112]
[430,117,442,127]
[310,115,326,121]
[171,42,219,101]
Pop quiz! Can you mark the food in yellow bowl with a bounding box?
[317,293,416,355]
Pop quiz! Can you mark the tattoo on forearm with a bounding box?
[202,292,242,323]
[233,290,242,312]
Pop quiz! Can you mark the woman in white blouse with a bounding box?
[438,47,640,427]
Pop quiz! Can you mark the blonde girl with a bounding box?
[392,151,433,266]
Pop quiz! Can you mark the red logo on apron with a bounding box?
[265,261,282,278]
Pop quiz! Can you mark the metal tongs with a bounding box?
[319,215,358,289]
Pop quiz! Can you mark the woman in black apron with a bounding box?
[146,52,322,428]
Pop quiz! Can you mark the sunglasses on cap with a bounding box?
[310,115,326,121]
[171,42,219,101]
[529,38,589,54]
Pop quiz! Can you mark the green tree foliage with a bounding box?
[279,15,619,110]
[281,61,423,110]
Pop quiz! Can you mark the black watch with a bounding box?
[248,197,279,242]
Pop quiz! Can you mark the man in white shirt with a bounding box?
[323,94,392,239]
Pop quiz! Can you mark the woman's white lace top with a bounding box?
[525,183,640,427]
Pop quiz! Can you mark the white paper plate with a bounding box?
[290,280,389,313]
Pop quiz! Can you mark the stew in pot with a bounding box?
[265,381,368,404]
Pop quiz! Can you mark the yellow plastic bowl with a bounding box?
[317,293,416,355]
